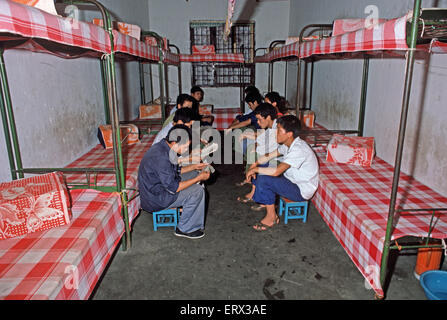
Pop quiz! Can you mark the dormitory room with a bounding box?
[1,0,447,305]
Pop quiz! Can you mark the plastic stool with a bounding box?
[152,208,179,231]
[278,198,308,224]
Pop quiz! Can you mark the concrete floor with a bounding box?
[91,164,444,300]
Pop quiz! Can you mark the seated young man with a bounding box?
[227,92,263,130]
[245,115,319,231]
[190,85,214,126]
[264,91,288,117]
[163,94,195,128]
[153,107,194,144]
[138,124,211,239]
[236,103,279,197]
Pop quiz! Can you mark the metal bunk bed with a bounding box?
[178,52,246,130]
[0,0,161,250]
[126,31,182,132]
[255,0,447,299]
[0,0,127,299]
[254,27,359,146]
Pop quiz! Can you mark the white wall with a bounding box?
[288,0,447,196]
[0,0,150,183]
[147,0,290,110]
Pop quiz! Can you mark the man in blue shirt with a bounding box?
[227,92,263,130]
[138,124,210,239]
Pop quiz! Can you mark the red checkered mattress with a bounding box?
[179,53,245,63]
[254,12,447,63]
[311,146,447,297]
[65,133,156,227]
[0,0,111,55]
[212,108,241,130]
[0,189,124,300]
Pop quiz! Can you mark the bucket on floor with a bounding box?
[420,270,447,300]
[414,245,443,280]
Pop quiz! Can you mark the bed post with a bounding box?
[0,50,17,181]
[100,59,111,124]
[139,61,146,105]
[0,49,24,179]
[379,0,422,297]
[268,62,273,92]
[308,61,314,110]
[358,57,370,137]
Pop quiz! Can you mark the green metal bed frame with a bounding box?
[0,0,170,251]
[255,0,447,299]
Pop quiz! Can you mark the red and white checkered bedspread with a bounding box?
[212,108,241,130]
[255,12,447,63]
[0,0,111,54]
[65,133,156,226]
[113,30,160,62]
[311,146,447,297]
[180,53,245,63]
[0,189,124,300]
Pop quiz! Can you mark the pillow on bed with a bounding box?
[11,0,58,15]
[326,134,375,167]
[0,172,72,240]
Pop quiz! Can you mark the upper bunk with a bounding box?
[254,8,447,63]
[0,0,179,66]
[0,0,111,57]
[179,53,245,63]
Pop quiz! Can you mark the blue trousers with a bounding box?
[252,174,305,205]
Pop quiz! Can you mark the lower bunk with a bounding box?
[64,132,158,229]
[0,189,123,300]
[311,145,447,298]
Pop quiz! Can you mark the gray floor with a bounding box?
[91,164,444,300]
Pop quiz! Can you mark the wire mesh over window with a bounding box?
[190,20,255,87]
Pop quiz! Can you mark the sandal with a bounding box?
[250,204,266,211]
[253,218,279,231]
[235,180,249,187]
[237,196,254,204]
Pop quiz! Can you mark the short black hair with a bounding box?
[277,115,301,138]
[244,85,260,96]
[254,102,278,120]
[265,91,287,113]
[165,124,192,144]
[173,107,194,124]
[176,93,194,107]
[190,98,202,121]
[190,86,204,94]
[244,92,263,104]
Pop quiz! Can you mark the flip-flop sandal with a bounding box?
[250,204,266,211]
[235,180,249,187]
[253,219,279,231]
[237,196,254,203]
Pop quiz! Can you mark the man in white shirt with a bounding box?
[245,115,319,231]
[236,103,279,201]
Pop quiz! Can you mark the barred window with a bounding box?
[190,20,255,87]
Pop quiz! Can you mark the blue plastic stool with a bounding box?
[278,198,308,224]
[152,208,180,231]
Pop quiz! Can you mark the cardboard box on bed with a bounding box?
[98,124,140,149]
[299,110,315,128]
[139,104,162,120]
[0,172,72,240]
[326,134,375,167]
